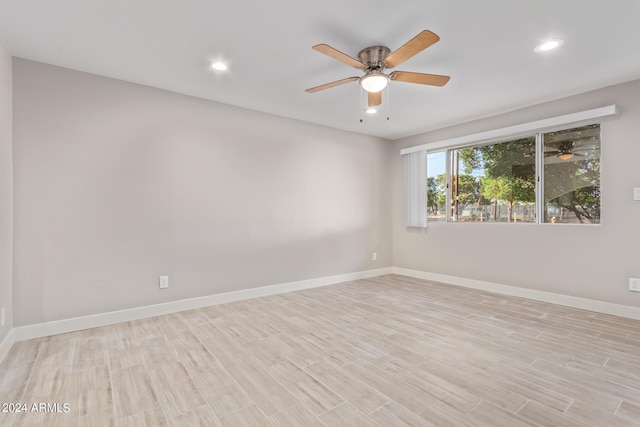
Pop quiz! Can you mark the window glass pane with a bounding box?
[543,124,600,224]
[450,137,536,222]
[427,151,447,221]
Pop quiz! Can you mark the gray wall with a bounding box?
[0,40,12,340]
[12,59,392,326]
[392,79,640,307]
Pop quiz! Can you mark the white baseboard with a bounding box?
[0,328,15,364]
[393,267,640,320]
[13,267,393,342]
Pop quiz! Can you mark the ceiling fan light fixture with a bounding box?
[360,71,388,93]
[558,152,574,160]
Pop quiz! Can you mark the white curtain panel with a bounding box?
[403,150,427,228]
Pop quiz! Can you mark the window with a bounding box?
[450,136,536,222]
[427,151,446,221]
[543,124,600,223]
[427,123,601,224]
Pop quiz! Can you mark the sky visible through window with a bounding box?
[427,151,445,177]
[427,151,483,178]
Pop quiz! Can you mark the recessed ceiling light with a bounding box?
[211,61,228,71]
[535,39,563,53]
[366,108,377,114]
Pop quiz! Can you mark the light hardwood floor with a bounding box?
[1,274,640,426]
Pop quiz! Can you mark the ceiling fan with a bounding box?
[305,30,450,108]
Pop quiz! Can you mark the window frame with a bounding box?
[422,122,606,225]
[446,133,539,224]
[432,121,602,226]
[426,150,448,222]
[540,124,602,224]
[402,106,617,228]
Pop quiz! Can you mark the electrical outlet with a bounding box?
[159,276,169,289]
[372,252,377,261]
[629,278,640,292]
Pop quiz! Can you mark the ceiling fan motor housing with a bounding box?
[358,46,391,71]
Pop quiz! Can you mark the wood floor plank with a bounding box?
[21,366,72,408]
[227,361,298,417]
[33,339,74,373]
[1,338,43,371]
[466,400,537,427]
[565,400,640,427]
[111,364,161,420]
[210,316,262,347]
[186,361,253,418]
[138,336,179,367]
[107,335,145,371]
[606,357,640,379]
[304,359,389,415]
[259,334,324,367]
[177,309,212,328]
[154,314,190,340]
[368,401,432,427]
[427,359,529,413]
[126,318,166,341]
[119,409,167,427]
[218,404,273,427]
[148,361,206,419]
[467,358,573,413]
[168,332,218,368]
[265,360,343,416]
[617,401,640,424]
[192,323,253,369]
[64,365,113,420]
[319,402,380,427]
[342,359,434,414]
[0,365,31,403]
[418,399,475,427]
[269,404,326,427]
[54,411,114,427]
[298,331,358,367]
[379,358,481,413]
[530,358,638,407]
[565,359,640,391]
[517,400,583,427]
[486,359,623,413]
[71,337,107,371]
[168,404,222,427]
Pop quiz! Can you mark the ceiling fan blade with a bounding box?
[383,30,440,68]
[312,44,364,69]
[305,76,359,93]
[368,91,382,107]
[390,71,450,86]
[544,151,560,157]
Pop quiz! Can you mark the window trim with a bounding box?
[400,105,617,156]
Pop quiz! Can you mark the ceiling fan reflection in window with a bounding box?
[305,30,450,108]
[544,137,600,161]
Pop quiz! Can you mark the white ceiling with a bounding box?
[1,0,639,140]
